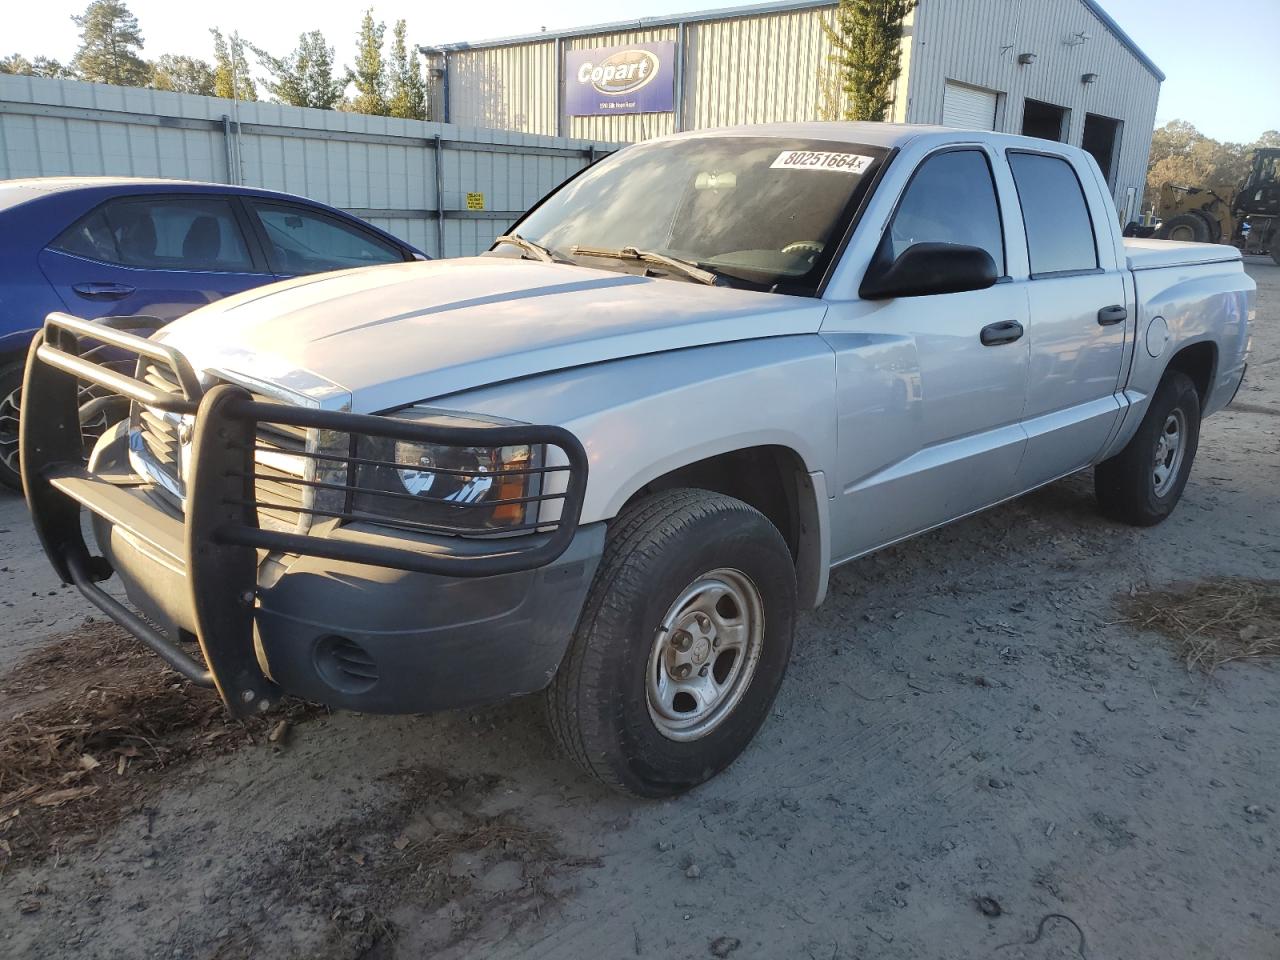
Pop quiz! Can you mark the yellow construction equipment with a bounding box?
[1141,148,1279,264]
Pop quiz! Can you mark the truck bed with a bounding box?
[1124,237,1242,271]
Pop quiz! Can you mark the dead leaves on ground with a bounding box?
[1,621,322,869]
[1119,577,1280,672]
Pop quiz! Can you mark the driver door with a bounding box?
[823,147,1031,562]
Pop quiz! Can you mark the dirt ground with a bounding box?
[1,260,1277,960]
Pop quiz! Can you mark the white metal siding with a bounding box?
[0,74,616,258]
[447,41,559,137]
[906,0,1160,211]
[941,81,999,129]
[443,4,902,138]
[684,8,842,128]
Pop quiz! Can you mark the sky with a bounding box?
[5,0,1277,143]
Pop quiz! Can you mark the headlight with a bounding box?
[349,409,543,535]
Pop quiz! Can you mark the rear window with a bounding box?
[1007,152,1098,276]
[52,197,256,272]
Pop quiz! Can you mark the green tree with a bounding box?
[0,54,76,78]
[1145,121,1280,213]
[151,54,215,96]
[211,29,257,101]
[348,9,388,116]
[386,20,426,120]
[823,0,916,121]
[70,0,149,86]
[252,31,345,109]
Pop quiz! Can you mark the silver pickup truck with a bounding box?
[21,123,1253,797]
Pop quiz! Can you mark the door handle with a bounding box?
[1097,304,1128,325]
[72,281,135,301]
[980,320,1024,346]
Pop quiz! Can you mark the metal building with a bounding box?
[421,0,1163,217]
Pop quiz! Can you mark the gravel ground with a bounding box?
[1,260,1277,960]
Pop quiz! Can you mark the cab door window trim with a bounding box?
[872,145,1010,282]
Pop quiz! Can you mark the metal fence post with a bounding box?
[221,115,237,185]
[434,133,445,258]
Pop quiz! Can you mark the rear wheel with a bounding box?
[1095,370,1201,526]
[546,488,796,797]
[0,362,23,491]
[1156,213,1211,243]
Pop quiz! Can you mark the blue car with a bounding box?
[0,177,426,488]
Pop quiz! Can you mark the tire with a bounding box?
[0,361,23,492]
[546,488,797,798]
[1155,213,1211,243]
[1271,245,1280,268]
[1095,370,1201,526]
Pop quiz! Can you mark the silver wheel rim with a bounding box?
[646,567,765,743]
[0,383,20,477]
[1152,408,1186,497]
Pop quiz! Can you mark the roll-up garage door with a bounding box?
[942,82,998,130]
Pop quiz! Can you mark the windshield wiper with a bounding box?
[492,233,565,264]
[569,245,719,286]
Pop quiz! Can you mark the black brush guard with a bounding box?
[20,313,588,716]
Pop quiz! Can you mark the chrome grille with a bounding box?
[130,362,313,531]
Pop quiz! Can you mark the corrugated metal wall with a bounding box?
[0,74,615,257]
[440,0,1158,211]
[906,0,1160,210]
[445,4,884,137]
[447,41,559,138]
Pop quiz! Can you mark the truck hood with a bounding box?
[158,257,826,413]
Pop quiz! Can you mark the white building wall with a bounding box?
[444,4,866,137]
[905,0,1161,210]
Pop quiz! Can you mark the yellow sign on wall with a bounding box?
[465,192,485,210]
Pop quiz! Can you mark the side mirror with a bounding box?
[859,242,999,300]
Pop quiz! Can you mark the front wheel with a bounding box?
[0,361,23,491]
[1095,370,1201,526]
[546,489,796,797]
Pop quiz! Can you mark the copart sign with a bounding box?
[565,43,675,116]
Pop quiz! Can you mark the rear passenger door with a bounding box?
[1006,151,1128,488]
[39,195,271,323]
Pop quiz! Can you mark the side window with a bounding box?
[1007,152,1098,275]
[52,197,255,272]
[888,149,1005,275]
[250,202,404,275]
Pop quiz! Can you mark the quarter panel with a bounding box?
[1102,261,1253,457]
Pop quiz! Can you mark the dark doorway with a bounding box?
[1082,113,1122,186]
[1021,99,1068,142]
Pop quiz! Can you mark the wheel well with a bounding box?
[622,446,806,560]
[1165,341,1217,406]
[621,445,828,607]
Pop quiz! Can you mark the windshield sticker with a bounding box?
[770,150,874,174]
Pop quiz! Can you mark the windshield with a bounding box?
[507,136,887,293]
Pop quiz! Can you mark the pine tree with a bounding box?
[151,54,216,96]
[1,54,75,79]
[252,32,344,109]
[348,10,388,116]
[386,20,427,120]
[211,29,257,101]
[823,0,916,122]
[70,0,149,86]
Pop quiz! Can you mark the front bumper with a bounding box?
[20,313,595,716]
